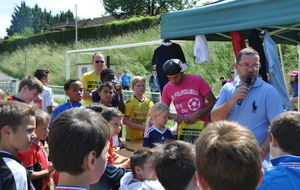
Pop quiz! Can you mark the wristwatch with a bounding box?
[260,147,266,158]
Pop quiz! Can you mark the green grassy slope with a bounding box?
[0,26,298,95]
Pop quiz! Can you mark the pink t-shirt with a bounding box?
[162,74,212,125]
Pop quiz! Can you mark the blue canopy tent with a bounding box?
[161,0,300,110]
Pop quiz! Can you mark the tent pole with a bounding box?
[297,45,300,112]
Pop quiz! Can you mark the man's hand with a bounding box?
[231,86,249,103]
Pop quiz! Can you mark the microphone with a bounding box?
[237,76,252,105]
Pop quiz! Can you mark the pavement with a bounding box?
[0,70,19,81]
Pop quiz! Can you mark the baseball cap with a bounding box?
[289,71,298,76]
[162,59,189,75]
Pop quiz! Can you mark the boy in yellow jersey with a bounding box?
[123,76,153,141]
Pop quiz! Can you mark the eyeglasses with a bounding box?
[94,60,105,63]
[237,63,261,70]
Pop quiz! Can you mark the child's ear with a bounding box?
[256,168,265,187]
[86,151,96,170]
[98,90,101,96]
[135,166,142,175]
[65,89,69,97]
[21,85,29,92]
[270,134,278,148]
[195,171,209,190]
[192,173,200,187]
[1,125,12,139]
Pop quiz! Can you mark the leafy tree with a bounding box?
[6,1,32,36]
[6,1,75,38]
[101,0,198,17]
[53,9,75,24]
[31,4,55,34]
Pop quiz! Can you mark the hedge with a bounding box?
[0,16,160,53]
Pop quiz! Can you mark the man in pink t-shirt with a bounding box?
[161,59,216,126]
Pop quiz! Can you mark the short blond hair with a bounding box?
[35,109,50,127]
[131,76,146,87]
[0,89,5,100]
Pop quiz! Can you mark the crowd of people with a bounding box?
[0,47,299,190]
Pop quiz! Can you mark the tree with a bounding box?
[53,9,75,24]
[6,1,32,36]
[6,2,75,38]
[31,4,55,34]
[101,0,198,17]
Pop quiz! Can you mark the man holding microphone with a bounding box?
[211,47,283,162]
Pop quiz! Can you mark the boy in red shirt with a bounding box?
[18,109,54,190]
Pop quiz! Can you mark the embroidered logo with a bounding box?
[252,100,257,113]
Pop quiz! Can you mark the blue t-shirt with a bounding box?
[50,100,83,128]
[121,74,131,86]
[256,155,300,190]
[143,125,173,148]
[290,81,298,97]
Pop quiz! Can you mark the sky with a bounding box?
[0,0,106,39]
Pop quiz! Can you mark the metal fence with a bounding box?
[0,79,19,95]
[0,81,162,105]
[48,85,162,104]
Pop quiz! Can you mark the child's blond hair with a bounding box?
[145,102,169,129]
[35,109,50,127]
[131,76,146,87]
[0,89,5,100]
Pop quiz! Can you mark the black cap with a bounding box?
[162,59,189,75]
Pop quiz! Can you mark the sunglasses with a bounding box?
[94,60,105,63]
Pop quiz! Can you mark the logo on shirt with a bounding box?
[252,100,258,113]
[171,89,199,100]
[188,98,201,111]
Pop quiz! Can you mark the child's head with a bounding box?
[34,68,50,86]
[0,89,5,100]
[269,111,300,157]
[101,68,115,82]
[131,76,146,96]
[101,107,123,137]
[64,77,83,103]
[289,71,298,83]
[86,102,106,113]
[0,101,36,154]
[18,76,44,103]
[195,121,263,190]
[130,148,157,181]
[49,108,111,183]
[154,140,196,190]
[146,102,169,128]
[98,82,114,104]
[34,109,50,141]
